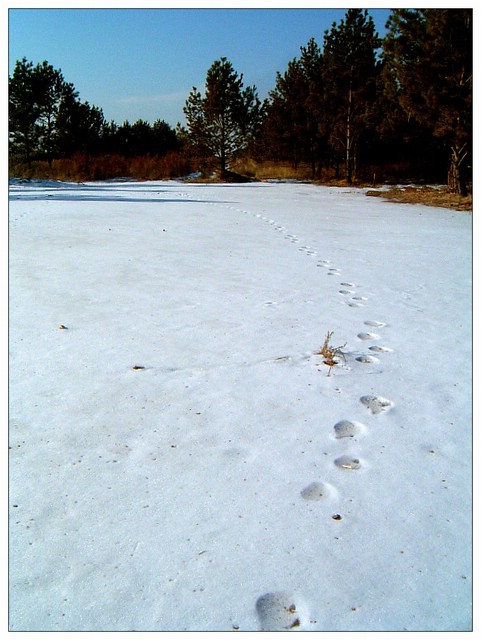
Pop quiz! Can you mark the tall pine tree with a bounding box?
[9,58,106,165]
[262,39,324,176]
[382,9,472,194]
[32,61,66,166]
[322,9,381,184]
[9,58,41,165]
[264,58,311,168]
[183,57,262,176]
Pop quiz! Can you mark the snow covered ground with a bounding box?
[8,179,472,632]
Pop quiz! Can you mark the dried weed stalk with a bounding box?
[318,331,346,375]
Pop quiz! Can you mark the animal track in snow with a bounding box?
[256,592,310,631]
[300,481,333,501]
[357,332,380,341]
[333,420,365,439]
[360,395,393,415]
[352,296,368,301]
[364,320,386,328]
[368,345,393,353]
[355,355,380,364]
[334,455,362,470]
[339,289,354,295]
[328,268,341,276]
[298,246,316,256]
[340,282,355,288]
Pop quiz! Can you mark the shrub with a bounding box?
[9,151,193,182]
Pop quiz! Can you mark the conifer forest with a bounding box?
[9,9,472,195]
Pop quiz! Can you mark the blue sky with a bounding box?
[8,7,392,128]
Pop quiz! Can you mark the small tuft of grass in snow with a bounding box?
[317,331,347,375]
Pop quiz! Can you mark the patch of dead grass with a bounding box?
[366,185,472,212]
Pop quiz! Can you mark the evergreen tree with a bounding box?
[382,9,472,194]
[9,58,41,165]
[322,9,381,183]
[298,38,326,176]
[264,58,311,169]
[99,120,120,155]
[9,58,67,165]
[261,39,326,175]
[55,86,105,157]
[130,119,155,156]
[237,84,265,159]
[152,119,180,155]
[182,87,209,167]
[32,61,66,166]
[9,58,106,164]
[370,52,446,183]
[102,119,133,156]
[183,57,262,175]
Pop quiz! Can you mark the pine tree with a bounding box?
[382,9,472,194]
[55,86,105,157]
[183,58,262,176]
[299,38,325,177]
[264,58,310,168]
[261,39,327,175]
[32,61,66,166]
[9,58,106,165]
[183,87,209,168]
[322,9,381,184]
[151,119,180,155]
[9,58,40,165]
[9,59,66,166]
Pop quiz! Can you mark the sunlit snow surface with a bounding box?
[9,180,472,631]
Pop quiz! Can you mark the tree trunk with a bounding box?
[44,112,54,169]
[220,149,227,176]
[219,112,228,177]
[345,74,353,185]
[448,143,468,196]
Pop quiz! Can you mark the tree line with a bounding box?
[9,9,472,194]
[9,58,180,165]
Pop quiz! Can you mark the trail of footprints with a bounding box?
[43,188,396,631]
[230,200,395,631]
[184,193,395,630]
[257,323,394,629]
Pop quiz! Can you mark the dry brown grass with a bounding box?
[232,158,315,181]
[317,331,347,376]
[9,152,193,182]
[366,185,472,212]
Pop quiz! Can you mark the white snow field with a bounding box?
[9,179,472,632]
